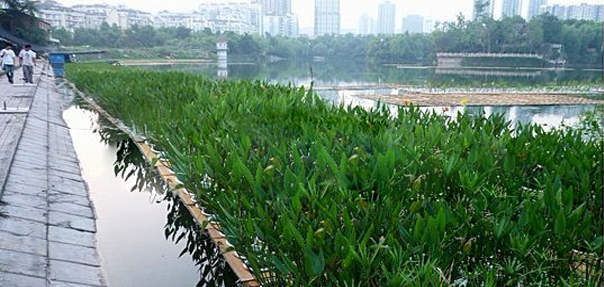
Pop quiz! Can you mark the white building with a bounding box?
[116,8,153,28]
[256,0,291,16]
[315,0,340,36]
[38,1,302,36]
[540,4,567,19]
[567,3,603,21]
[423,17,435,34]
[255,0,298,37]
[377,1,396,35]
[38,7,87,32]
[262,14,298,37]
[501,0,522,17]
[540,3,603,21]
[358,14,373,35]
[153,11,194,29]
[198,2,262,34]
[402,15,424,34]
[527,0,548,20]
[185,15,213,33]
[38,2,152,30]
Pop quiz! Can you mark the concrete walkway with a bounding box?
[0,67,107,286]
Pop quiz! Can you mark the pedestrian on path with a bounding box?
[19,44,36,84]
[1,43,17,84]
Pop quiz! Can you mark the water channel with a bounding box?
[59,61,602,286]
[62,96,238,286]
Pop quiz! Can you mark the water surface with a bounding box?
[64,105,237,287]
[139,61,603,88]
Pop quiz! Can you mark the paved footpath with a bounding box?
[0,66,107,286]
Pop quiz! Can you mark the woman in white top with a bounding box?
[0,43,17,84]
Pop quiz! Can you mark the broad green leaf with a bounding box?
[554,211,567,237]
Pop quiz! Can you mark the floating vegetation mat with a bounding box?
[67,64,603,286]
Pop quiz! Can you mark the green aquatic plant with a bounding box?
[66,63,603,286]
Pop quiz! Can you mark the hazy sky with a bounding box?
[55,0,603,31]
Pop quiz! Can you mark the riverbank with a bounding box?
[0,66,106,286]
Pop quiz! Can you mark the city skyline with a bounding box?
[52,0,602,32]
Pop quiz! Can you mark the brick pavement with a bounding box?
[0,66,106,286]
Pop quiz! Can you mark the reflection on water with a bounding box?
[64,103,237,287]
[99,123,238,287]
[139,61,603,88]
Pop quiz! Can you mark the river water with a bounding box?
[63,104,237,287]
[144,61,603,88]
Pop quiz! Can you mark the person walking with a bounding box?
[0,43,17,84]
[19,44,36,84]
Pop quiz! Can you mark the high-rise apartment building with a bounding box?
[540,3,603,21]
[377,1,396,34]
[198,2,262,34]
[423,17,435,33]
[258,0,291,16]
[567,3,603,21]
[263,14,298,37]
[38,2,151,30]
[315,0,340,36]
[540,4,567,19]
[502,0,522,17]
[255,0,298,37]
[472,0,495,20]
[358,14,373,35]
[402,15,424,34]
[527,0,548,20]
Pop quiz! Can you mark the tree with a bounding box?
[52,27,72,46]
[473,0,493,20]
[537,14,562,44]
[0,0,49,44]
[1,0,39,19]
[99,23,120,47]
[526,20,544,51]
[312,42,328,56]
[175,26,191,39]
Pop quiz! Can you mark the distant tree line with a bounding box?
[52,14,602,67]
